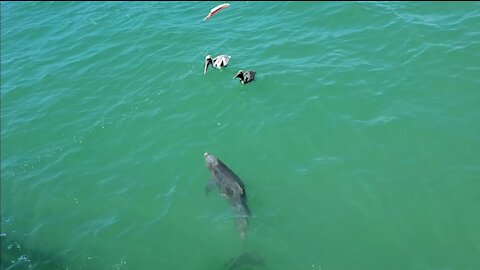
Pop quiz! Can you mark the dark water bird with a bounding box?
[204,152,250,240]
[225,251,266,270]
[204,54,231,74]
[233,70,256,84]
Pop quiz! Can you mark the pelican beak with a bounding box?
[204,59,211,75]
[204,61,208,74]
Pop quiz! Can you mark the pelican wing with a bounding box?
[212,55,231,68]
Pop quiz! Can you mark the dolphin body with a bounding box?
[204,152,250,240]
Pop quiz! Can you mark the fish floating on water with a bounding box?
[204,3,230,21]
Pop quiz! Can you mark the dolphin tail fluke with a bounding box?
[225,251,266,270]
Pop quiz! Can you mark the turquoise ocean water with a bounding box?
[1,1,480,269]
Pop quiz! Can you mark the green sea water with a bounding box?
[1,1,480,269]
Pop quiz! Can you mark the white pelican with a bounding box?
[204,54,231,74]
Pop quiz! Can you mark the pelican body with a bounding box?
[233,70,256,84]
[204,54,231,74]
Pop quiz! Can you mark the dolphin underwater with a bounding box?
[204,152,250,240]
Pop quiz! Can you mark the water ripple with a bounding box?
[2,2,480,269]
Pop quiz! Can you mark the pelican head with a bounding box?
[233,70,244,81]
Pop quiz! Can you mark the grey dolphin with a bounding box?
[204,152,250,240]
[233,70,256,84]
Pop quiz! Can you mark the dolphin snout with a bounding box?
[204,152,218,167]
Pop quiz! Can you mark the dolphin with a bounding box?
[204,152,250,240]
